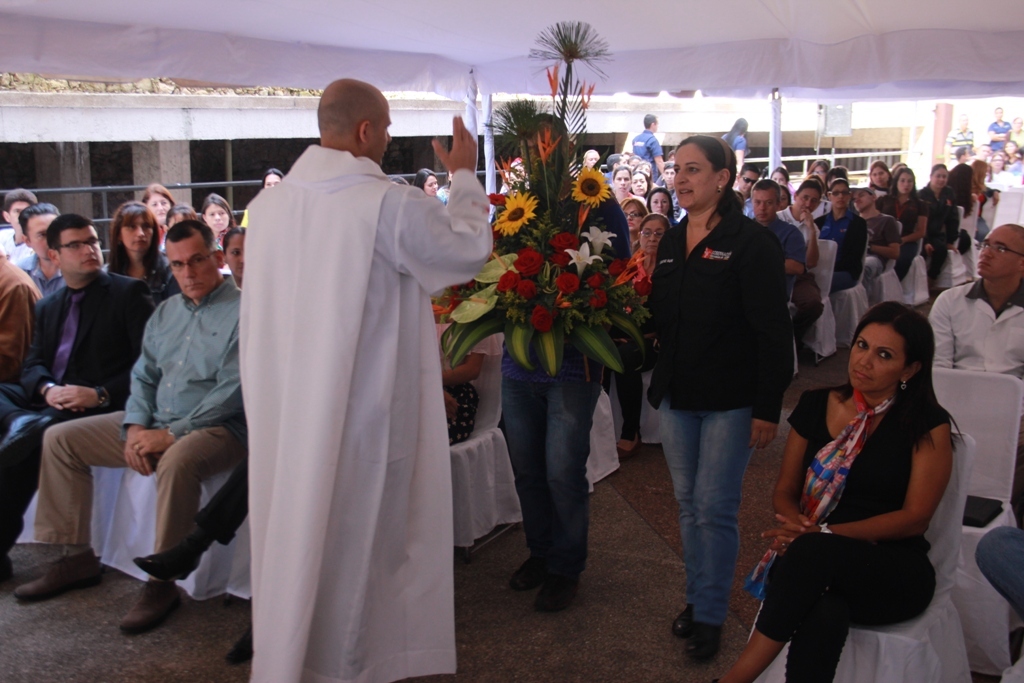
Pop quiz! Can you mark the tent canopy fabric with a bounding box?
[2,1,1024,101]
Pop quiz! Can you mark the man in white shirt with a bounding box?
[1,189,38,262]
[930,223,1024,505]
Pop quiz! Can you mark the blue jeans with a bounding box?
[660,405,753,626]
[976,526,1024,622]
[503,378,601,579]
[830,270,858,294]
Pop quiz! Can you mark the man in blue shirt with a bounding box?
[632,115,664,184]
[989,107,1012,152]
[16,203,64,297]
[751,180,806,298]
[16,220,246,636]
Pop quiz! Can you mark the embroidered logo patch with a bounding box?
[658,258,674,265]
[702,248,732,261]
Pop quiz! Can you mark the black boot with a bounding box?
[133,527,214,581]
[225,625,253,664]
[686,622,721,661]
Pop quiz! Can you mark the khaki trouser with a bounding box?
[34,411,245,554]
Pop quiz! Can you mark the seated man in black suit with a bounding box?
[0,214,154,581]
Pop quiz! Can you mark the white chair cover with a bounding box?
[830,240,870,348]
[935,246,968,290]
[609,370,661,445]
[961,202,979,280]
[1001,655,1024,683]
[450,340,522,548]
[993,188,1024,228]
[933,368,1024,675]
[754,435,975,683]
[902,240,930,306]
[20,468,252,600]
[802,239,837,359]
[865,257,903,305]
[586,390,620,490]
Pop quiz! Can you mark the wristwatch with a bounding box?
[95,386,111,409]
[819,522,833,534]
[40,382,56,398]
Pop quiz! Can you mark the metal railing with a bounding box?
[744,150,915,182]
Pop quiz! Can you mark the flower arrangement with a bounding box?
[436,22,649,376]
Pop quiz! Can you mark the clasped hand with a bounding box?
[45,385,100,412]
[123,424,176,476]
[762,513,821,556]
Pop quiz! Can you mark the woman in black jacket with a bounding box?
[918,163,963,279]
[815,178,868,292]
[649,135,793,661]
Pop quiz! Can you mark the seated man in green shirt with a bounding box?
[14,220,246,635]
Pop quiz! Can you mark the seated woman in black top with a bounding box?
[717,302,953,683]
[107,201,178,303]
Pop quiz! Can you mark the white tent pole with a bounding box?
[463,70,480,177]
[482,93,495,196]
[769,88,782,173]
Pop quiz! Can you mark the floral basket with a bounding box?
[435,22,649,376]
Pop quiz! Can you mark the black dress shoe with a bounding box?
[686,622,722,661]
[534,574,579,612]
[0,555,11,582]
[509,556,547,591]
[0,413,53,467]
[225,625,253,664]
[133,528,214,581]
[672,604,694,638]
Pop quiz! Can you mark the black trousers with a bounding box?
[894,241,919,281]
[755,532,935,683]
[194,457,249,545]
[0,383,81,557]
[608,338,657,441]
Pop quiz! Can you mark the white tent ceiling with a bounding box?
[1,1,1023,102]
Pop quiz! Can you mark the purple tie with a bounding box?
[51,290,85,383]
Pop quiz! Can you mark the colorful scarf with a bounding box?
[744,389,896,600]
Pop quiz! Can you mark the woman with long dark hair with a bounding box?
[919,164,963,279]
[876,167,928,280]
[651,135,793,661]
[108,201,177,303]
[869,160,892,196]
[722,118,749,169]
[200,193,236,245]
[719,302,953,683]
[646,186,676,226]
[612,165,634,203]
[412,169,439,197]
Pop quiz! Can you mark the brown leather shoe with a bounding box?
[14,549,102,602]
[119,581,181,634]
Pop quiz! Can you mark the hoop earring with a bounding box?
[900,380,908,391]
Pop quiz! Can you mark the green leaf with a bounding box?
[448,315,504,369]
[449,284,498,323]
[607,310,645,363]
[475,254,519,283]
[568,324,624,374]
[532,324,564,377]
[440,323,458,357]
[505,322,536,372]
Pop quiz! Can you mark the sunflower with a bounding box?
[495,192,539,236]
[572,167,611,208]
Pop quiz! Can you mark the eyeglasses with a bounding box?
[980,240,1024,257]
[57,237,101,251]
[640,230,666,239]
[741,177,757,184]
[625,212,643,219]
[169,252,215,271]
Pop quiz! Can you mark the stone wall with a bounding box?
[0,73,320,98]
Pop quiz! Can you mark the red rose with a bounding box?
[589,289,608,308]
[516,248,544,276]
[497,270,521,293]
[550,252,571,268]
[531,305,554,333]
[488,193,507,206]
[517,280,537,299]
[549,232,580,252]
[634,278,652,297]
[586,273,604,288]
[608,258,628,276]
[555,272,580,294]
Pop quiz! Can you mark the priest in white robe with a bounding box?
[240,79,491,683]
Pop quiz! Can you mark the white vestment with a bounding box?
[240,145,491,683]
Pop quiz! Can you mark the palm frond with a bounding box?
[529,21,610,77]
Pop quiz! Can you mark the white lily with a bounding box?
[566,242,602,276]
[580,226,617,256]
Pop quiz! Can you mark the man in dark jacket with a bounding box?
[0,214,153,580]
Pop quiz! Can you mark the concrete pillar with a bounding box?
[131,140,191,205]
[933,103,954,166]
[33,142,92,217]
